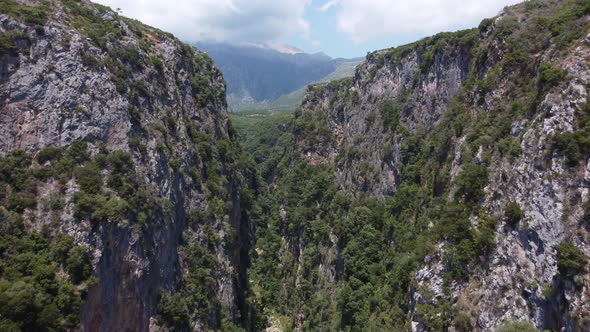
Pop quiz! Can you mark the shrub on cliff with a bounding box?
[497,321,539,332]
[505,201,525,226]
[556,241,587,278]
[455,163,488,204]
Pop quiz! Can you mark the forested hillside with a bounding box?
[0,0,257,330]
[241,0,590,331]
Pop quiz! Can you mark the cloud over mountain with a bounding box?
[334,0,522,41]
[97,0,310,42]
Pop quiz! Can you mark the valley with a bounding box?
[1,0,590,331]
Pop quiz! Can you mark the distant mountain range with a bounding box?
[196,42,362,111]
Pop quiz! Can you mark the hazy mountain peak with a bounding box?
[245,41,305,55]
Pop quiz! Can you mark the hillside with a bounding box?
[0,0,258,331]
[246,0,590,331]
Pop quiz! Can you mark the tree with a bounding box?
[505,201,524,227]
[555,241,587,278]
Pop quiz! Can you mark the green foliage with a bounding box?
[542,284,556,300]
[380,100,402,133]
[229,112,293,180]
[477,66,501,94]
[552,95,590,166]
[555,241,587,278]
[496,321,540,332]
[36,146,64,164]
[455,163,488,204]
[68,140,90,164]
[168,157,181,170]
[208,197,225,217]
[61,0,125,50]
[0,31,30,57]
[80,49,101,70]
[128,136,147,155]
[0,208,93,330]
[415,300,453,331]
[478,18,494,32]
[505,201,525,227]
[539,63,566,88]
[454,312,473,332]
[191,73,213,106]
[74,162,102,194]
[151,55,164,72]
[0,0,49,31]
[378,29,478,73]
[163,111,176,131]
[157,243,220,329]
[292,108,334,148]
[157,293,190,330]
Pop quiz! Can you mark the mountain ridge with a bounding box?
[196,41,361,111]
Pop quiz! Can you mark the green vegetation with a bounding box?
[455,163,488,205]
[2,0,590,330]
[0,208,94,330]
[380,100,403,133]
[552,94,590,166]
[372,28,478,77]
[245,94,499,330]
[539,63,566,89]
[0,139,186,328]
[229,111,293,180]
[505,201,525,227]
[60,0,126,50]
[242,1,590,329]
[157,242,220,330]
[0,0,49,32]
[0,31,30,57]
[555,241,587,278]
[497,321,540,332]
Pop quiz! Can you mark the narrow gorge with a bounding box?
[1,0,590,331]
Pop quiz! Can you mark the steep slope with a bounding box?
[250,0,590,331]
[0,1,256,331]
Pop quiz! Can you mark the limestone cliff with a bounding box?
[257,0,590,330]
[0,1,252,331]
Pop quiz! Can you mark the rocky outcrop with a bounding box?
[1,1,250,331]
[297,30,474,196]
[461,32,590,331]
[287,1,590,331]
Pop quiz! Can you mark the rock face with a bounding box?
[273,1,590,331]
[297,34,473,196]
[1,1,251,331]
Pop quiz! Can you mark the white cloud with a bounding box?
[96,0,311,43]
[335,0,523,42]
[317,0,340,12]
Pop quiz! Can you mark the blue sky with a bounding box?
[98,0,523,59]
[289,3,425,58]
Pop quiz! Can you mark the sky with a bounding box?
[96,0,523,59]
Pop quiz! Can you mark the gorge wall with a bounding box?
[249,1,590,331]
[1,0,254,331]
[2,0,590,332]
